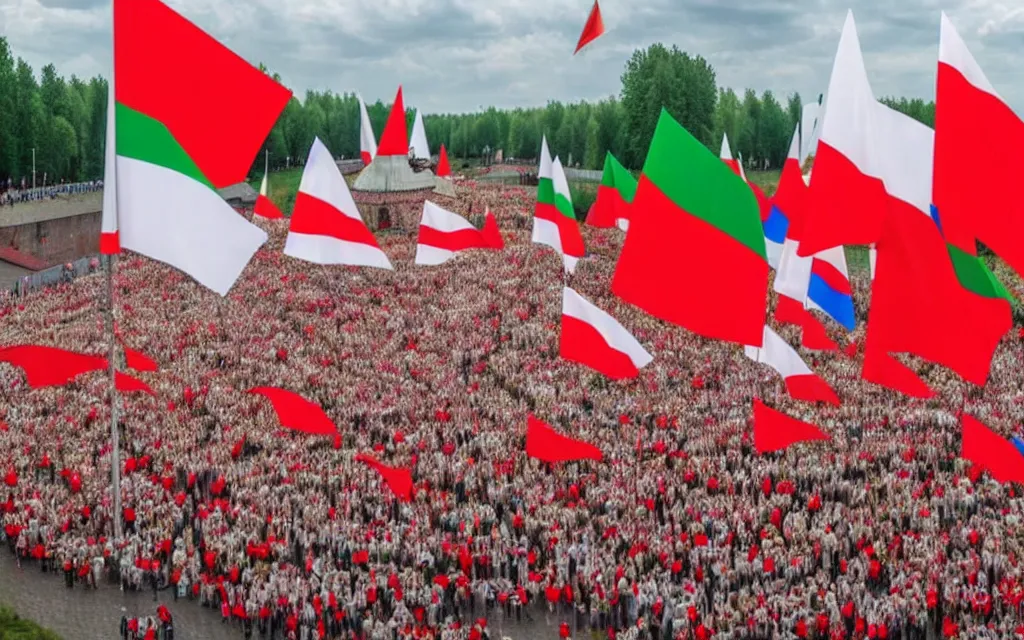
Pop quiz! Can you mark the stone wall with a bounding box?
[0,193,102,267]
[0,211,101,267]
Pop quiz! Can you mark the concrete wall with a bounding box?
[0,193,102,267]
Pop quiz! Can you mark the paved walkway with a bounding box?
[0,551,571,640]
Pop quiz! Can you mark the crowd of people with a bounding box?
[0,180,103,207]
[1,180,1023,640]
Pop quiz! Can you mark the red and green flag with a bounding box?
[612,109,769,346]
[102,0,291,295]
[587,152,636,229]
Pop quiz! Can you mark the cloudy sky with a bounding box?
[1,0,1021,114]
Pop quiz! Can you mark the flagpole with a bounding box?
[106,17,122,541]
[107,252,122,541]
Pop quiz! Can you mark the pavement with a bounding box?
[0,550,574,640]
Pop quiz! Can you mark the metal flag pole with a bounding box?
[106,252,122,541]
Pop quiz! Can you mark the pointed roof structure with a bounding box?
[433,143,456,197]
[353,86,435,193]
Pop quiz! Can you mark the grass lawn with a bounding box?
[0,606,63,639]
[248,168,305,216]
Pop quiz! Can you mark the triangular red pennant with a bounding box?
[376,86,409,157]
[573,0,606,55]
[436,144,451,177]
[526,415,603,463]
[752,399,829,453]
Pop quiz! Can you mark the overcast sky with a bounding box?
[1,0,1021,114]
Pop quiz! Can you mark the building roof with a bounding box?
[218,182,259,205]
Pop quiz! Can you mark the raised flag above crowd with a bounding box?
[2,2,1024,639]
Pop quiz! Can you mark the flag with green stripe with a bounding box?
[612,109,769,346]
[588,152,637,229]
[533,135,585,272]
[101,0,291,296]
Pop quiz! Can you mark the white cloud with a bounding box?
[0,0,1021,114]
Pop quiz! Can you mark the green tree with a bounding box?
[620,43,717,168]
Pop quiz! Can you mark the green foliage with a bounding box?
[0,36,941,186]
[248,167,304,215]
[568,182,597,220]
[0,607,63,640]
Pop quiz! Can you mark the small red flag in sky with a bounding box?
[574,0,606,55]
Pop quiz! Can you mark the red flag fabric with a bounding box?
[115,372,155,395]
[573,0,605,55]
[376,87,409,157]
[861,342,935,399]
[752,399,830,453]
[436,144,451,178]
[355,454,414,501]
[525,415,603,464]
[961,414,1024,485]
[934,15,1024,282]
[115,0,292,189]
[248,387,337,435]
[254,194,285,219]
[867,201,1010,387]
[123,347,158,372]
[0,345,106,388]
[482,209,504,249]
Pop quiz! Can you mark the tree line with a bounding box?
[0,37,938,185]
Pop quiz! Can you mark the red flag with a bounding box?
[436,144,451,178]
[254,193,284,219]
[862,342,935,399]
[0,345,106,388]
[525,415,603,463]
[248,387,337,435]
[376,86,409,157]
[961,414,1024,485]
[752,399,829,454]
[573,0,605,55]
[115,372,155,395]
[123,346,158,372]
[355,454,414,501]
[482,209,504,250]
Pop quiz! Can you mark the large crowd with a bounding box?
[1,181,1024,640]
[0,180,104,207]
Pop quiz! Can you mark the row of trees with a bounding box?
[0,37,938,185]
[0,39,107,186]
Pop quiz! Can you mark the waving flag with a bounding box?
[356,454,414,501]
[961,415,1024,485]
[415,200,503,265]
[533,136,585,272]
[254,154,284,219]
[101,0,291,296]
[588,152,636,229]
[249,386,338,435]
[763,128,800,270]
[285,138,392,269]
[0,345,106,388]
[115,372,155,395]
[436,144,452,178]
[123,346,158,372]
[526,415,603,463]
[573,0,606,55]
[720,134,741,176]
[798,12,888,257]
[866,103,1010,388]
[613,109,768,347]
[358,95,377,166]
[745,326,840,405]
[753,399,830,453]
[560,287,652,379]
[934,14,1024,282]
